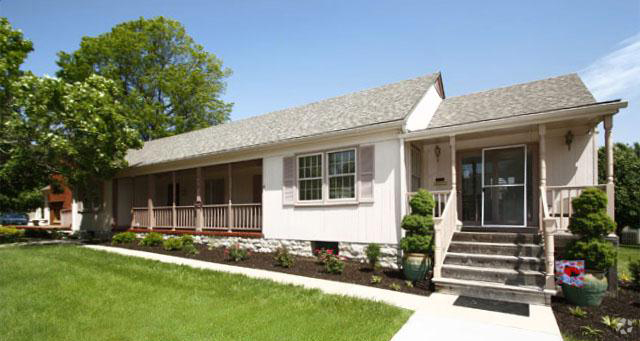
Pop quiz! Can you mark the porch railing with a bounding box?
[433,191,458,279]
[153,206,173,228]
[61,209,72,227]
[406,190,451,218]
[133,203,262,231]
[545,184,607,232]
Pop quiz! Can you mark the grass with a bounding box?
[0,245,411,341]
[618,244,640,275]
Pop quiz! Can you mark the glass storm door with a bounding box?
[482,145,527,227]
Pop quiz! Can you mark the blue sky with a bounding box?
[2,1,639,143]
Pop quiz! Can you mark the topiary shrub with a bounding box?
[400,189,435,254]
[112,232,137,245]
[365,243,381,269]
[139,232,163,247]
[568,188,616,238]
[566,188,617,272]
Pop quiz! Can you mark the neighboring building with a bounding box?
[80,72,627,304]
[29,176,73,227]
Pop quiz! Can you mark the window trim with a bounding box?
[296,152,324,203]
[294,147,359,206]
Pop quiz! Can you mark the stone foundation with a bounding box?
[132,232,400,269]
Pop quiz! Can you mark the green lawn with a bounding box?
[618,244,640,275]
[0,245,411,341]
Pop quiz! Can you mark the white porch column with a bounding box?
[172,171,177,230]
[604,115,615,219]
[148,175,155,229]
[227,163,233,231]
[399,138,408,219]
[196,167,204,231]
[540,124,555,291]
[449,135,456,191]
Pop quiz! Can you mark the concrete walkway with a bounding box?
[83,245,562,341]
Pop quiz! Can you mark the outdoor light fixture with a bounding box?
[434,145,441,162]
[565,130,574,150]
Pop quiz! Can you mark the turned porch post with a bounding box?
[172,171,177,230]
[196,167,204,231]
[148,175,155,229]
[604,115,615,219]
[227,163,233,231]
[540,124,555,291]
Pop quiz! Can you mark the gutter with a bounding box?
[401,100,628,141]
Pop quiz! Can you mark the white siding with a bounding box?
[546,126,597,186]
[263,138,401,244]
[404,85,442,132]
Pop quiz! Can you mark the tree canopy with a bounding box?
[56,16,233,141]
[1,17,141,212]
[598,142,640,234]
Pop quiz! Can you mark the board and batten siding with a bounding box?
[262,138,402,244]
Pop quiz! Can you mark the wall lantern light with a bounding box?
[565,130,574,150]
[434,145,441,162]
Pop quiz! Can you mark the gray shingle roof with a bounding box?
[428,73,596,129]
[126,72,440,167]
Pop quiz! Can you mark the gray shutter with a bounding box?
[282,156,296,205]
[358,145,375,201]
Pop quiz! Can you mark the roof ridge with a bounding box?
[139,72,439,147]
[444,73,580,100]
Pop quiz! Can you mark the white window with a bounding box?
[298,154,323,201]
[328,149,356,199]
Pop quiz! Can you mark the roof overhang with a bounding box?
[401,100,628,142]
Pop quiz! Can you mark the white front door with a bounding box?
[481,145,527,227]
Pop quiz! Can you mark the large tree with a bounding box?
[1,17,141,212]
[598,142,640,235]
[56,16,233,141]
[0,17,47,211]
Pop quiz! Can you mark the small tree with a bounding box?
[566,188,617,272]
[400,189,434,254]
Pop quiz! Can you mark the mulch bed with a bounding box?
[105,242,432,296]
[552,285,640,341]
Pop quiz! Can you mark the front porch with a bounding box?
[403,113,617,304]
[115,159,263,233]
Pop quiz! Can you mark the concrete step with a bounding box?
[448,241,544,257]
[441,264,546,287]
[452,232,541,244]
[433,277,553,305]
[444,252,545,271]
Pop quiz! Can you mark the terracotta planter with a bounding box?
[562,272,608,306]
[402,253,431,281]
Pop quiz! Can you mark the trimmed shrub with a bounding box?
[629,259,640,288]
[324,254,345,274]
[566,239,616,271]
[568,188,616,238]
[139,232,163,247]
[400,189,435,254]
[183,243,199,255]
[225,244,248,262]
[162,237,183,251]
[365,243,381,268]
[112,232,137,245]
[566,188,617,271]
[180,234,194,246]
[0,227,24,243]
[408,189,435,216]
[274,246,295,268]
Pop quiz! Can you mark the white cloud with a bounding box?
[580,33,640,101]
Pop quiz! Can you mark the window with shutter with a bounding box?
[358,145,375,201]
[282,156,296,205]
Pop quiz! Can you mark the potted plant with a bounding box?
[563,188,617,306]
[400,189,434,281]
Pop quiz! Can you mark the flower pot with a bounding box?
[403,253,431,281]
[562,272,608,306]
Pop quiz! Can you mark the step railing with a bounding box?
[433,191,458,279]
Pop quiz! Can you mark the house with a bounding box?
[28,175,73,228]
[76,72,627,304]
